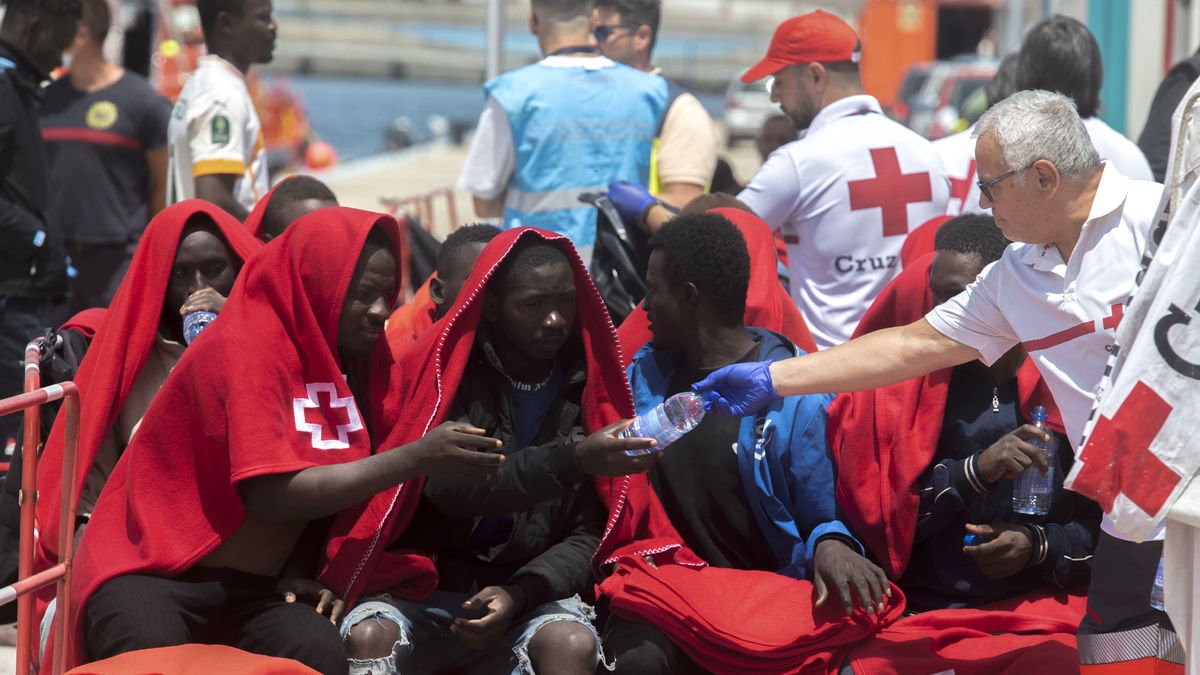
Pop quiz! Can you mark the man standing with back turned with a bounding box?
[457,0,667,265]
[735,11,949,350]
[167,0,276,219]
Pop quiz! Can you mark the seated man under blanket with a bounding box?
[604,212,890,674]
[59,208,507,673]
[33,201,262,651]
[830,214,1101,611]
[385,223,501,354]
[341,229,659,675]
[243,174,339,242]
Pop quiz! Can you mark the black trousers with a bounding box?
[86,568,348,675]
[602,614,708,675]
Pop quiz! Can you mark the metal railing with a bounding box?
[381,186,459,238]
[0,338,81,675]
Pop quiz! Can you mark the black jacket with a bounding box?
[398,333,605,611]
[0,39,65,300]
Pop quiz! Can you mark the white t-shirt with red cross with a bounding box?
[925,162,1164,540]
[739,95,951,349]
[934,127,982,216]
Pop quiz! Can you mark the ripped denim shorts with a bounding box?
[339,590,609,675]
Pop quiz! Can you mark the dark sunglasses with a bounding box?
[593,23,641,42]
[976,168,1019,203]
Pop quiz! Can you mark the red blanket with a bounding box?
[59,308,108,339]
[320,226,634,608]
[899,215,950,269]
[384,277,436,357]
[830,255,1079,674]
[830,253,1062,580]
[594,446,903,674]
[54,207,402,671]
[616,207,816,366]
[241,178,281,239]
[36,201,262,575]
[849,591,1086,675]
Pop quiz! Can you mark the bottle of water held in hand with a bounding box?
[1012,405,1056,515]
[619,392,706,456]
[1150,555,1166,611]
[182,310,218,345]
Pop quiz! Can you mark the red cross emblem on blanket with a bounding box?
[848,147,933,237]
[292,382,364,450]
[1073,381,1181,515]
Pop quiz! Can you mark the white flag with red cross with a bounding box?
[1067,133,1200,541]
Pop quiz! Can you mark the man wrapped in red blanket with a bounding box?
[54,208,506,673]
[830,214,1099,674]
[332,228,660,674]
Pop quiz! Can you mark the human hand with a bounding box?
[607,181,658,226]
[451,584,525,651]
[409,422,505,482]
[962,523,1034,579]
[813,538,891,616]
[691,360,778,417]
[179,287,227,315]
[276,577,346,624]
[976,424,1052,483]
[575,419,659,477]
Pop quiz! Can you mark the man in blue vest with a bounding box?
[456,0,667,265]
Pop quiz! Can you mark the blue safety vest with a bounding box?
[486,58,667,260]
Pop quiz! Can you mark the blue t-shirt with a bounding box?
[509,359,565,451]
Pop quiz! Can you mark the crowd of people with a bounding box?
[0,0,1191,673]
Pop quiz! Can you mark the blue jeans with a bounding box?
[340,591,607,675]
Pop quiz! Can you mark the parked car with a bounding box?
[890,62,936,127]
[724,70,777,142]
[903,59,997,139]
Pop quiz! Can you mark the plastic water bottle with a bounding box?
[182,310,218,345]
[1012,405,1056,515]
[1150,555,1166,611]
[619,392,706,456]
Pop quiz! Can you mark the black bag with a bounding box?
[0,326,93,606]
[582,193,651,325]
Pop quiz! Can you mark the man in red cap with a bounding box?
[736,10,949,351]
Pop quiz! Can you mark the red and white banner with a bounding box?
[1068,87,1200,542]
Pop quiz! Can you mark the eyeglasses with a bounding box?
[976,168,1019,203]
[593,23,640,42]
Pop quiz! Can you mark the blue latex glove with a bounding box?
[607,180,657,225]
[691,361,779,417]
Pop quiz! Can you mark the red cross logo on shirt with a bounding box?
[848,147,933,237]
[949,159,977,208]
[292,382,364,450]
[1073,381,1180,515]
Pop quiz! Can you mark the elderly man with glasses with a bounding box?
[693,89,1170,670]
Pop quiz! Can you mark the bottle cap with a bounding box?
[1030,405,1047,421]
[963,533,982,546]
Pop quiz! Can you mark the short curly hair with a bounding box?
[934,214,1009,265]
[650,213,749,326]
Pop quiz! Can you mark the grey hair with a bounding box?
[973,89,1099,183]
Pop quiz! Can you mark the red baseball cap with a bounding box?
[741,10,861,83]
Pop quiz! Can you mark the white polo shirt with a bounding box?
[933,127,984,216]
[739,95,950,349]
[926,162,1162,457]
[167,55,268,212]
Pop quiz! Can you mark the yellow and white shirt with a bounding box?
[166,55,268,211]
